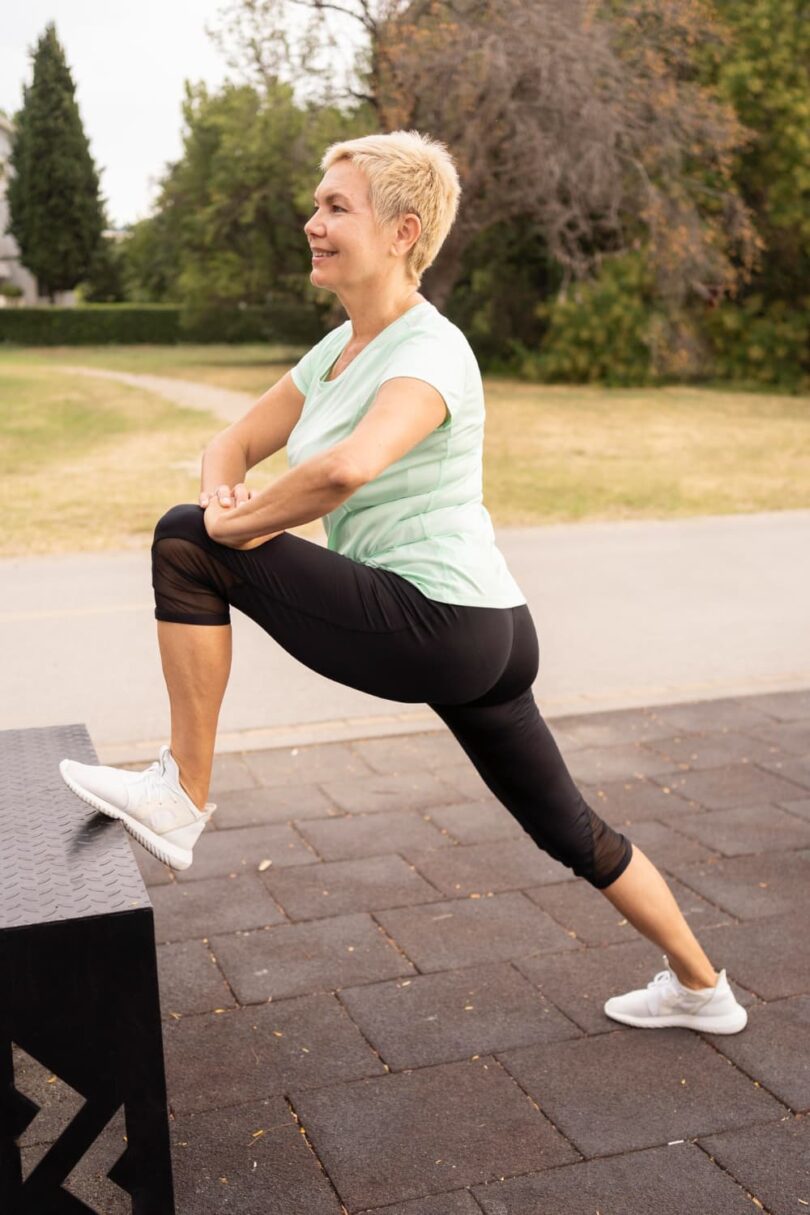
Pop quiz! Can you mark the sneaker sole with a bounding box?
[59,761,193,871]
[604,1004,748,1034]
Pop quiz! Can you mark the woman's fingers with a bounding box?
[200,484,234,508]
[199,483,256,508]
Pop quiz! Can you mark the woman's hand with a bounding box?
[199,482,255,510]
[201,483,284,550]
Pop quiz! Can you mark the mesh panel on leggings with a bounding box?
[585,803,633,888]
[152,536,242,625]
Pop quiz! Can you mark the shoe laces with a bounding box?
[648,968,676,991]
[138,748,182,809]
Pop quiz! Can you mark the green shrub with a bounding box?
[522,252,660,387]
[0,301,326,346]
[702,294,810,390]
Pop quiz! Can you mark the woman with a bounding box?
[60,130,747,1034]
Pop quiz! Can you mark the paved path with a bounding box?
[2,509,808,764]
[57,364,256,422]
[15,687,810,1211]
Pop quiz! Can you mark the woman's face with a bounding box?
[304,159,414,293]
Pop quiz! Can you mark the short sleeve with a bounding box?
[377,332,466,431]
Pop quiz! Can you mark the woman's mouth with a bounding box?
[312,251,337,260]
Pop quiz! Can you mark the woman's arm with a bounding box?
[205,447,361,547]
[199,368,308,498]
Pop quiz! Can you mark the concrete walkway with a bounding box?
[2,509,808,764]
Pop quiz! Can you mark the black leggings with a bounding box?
[151,504,633,889]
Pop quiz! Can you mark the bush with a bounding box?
[520,252,661,387]
[0,301,326,346]
[702,294,810,390]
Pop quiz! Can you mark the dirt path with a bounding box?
[57,364,254,423]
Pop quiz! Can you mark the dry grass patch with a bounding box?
[0,363,319,557]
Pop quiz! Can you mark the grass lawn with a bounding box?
[1,345,808,557]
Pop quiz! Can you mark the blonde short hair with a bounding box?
[320,129,462,286]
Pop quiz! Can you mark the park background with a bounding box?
[2,5,810,1215]
[0,0,808,561]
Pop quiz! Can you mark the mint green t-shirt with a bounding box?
[287,299,526,609]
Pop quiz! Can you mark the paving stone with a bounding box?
[320,769,463,814]
[171,1099,345,1213]
[615,819,718,870]
[374,891,578,973]
[562,743,678,785]
[691,912,810,999]
[210,912,416,1002]
[150,874,286,943]
[406,838,576,897]
[471,1140,759,1215]
[338,961,581,1070]
[352,730,470,774]
[579,777,701,825]
[164,993,386,1114]
[260,853,443,921]
[669,801,810,855]
[651,695,776,733]
[742,716,810,756]
[780,795,810,822]
[525,872,731,948]
[756,753,810,793]
[133,846,175,886]
[357,1191,481,1215]
[436,764,499,803]
[420,799,527,844]
[174,821,317,883]
[639,729,786,770]
[702,995,810,1113]
[669,851,810,921]
[209,751,260,795]
[13,1043,87,1147]
[648,761,807,809]
[244,740,374,787]
[744,687,810,721]
[699,1115,810,1215]
[213,782,337,828]
[157,939,234,1017]
[294,808,452,861]
[546,704,682,748]
[21,1106,131,1214]
[289,1056,579,1210]
[495,1028,785,1157]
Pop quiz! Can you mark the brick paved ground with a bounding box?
[15,688,810,1212]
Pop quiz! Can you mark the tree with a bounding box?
[699,0,810,302]
[211,0,760,313]
[128,78,368,318]
[8,22,105,300]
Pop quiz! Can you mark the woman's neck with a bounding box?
[339,287,426,345]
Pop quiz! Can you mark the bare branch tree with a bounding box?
[210,0,761,311]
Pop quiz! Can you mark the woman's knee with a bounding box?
[153,502,207,547]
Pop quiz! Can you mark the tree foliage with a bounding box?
[212,0,760,315]
[7,22,105,299]
[126,78,368,317]
[699,0,810,301]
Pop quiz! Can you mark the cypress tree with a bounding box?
[8,22,105,300]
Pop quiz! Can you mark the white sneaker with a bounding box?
[604,954,748,1034]
[59,745,216,871]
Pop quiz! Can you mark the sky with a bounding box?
[1,0,357,229]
